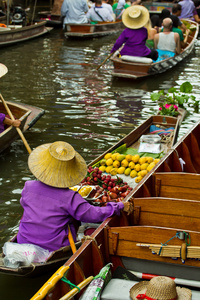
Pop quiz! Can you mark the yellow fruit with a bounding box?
[130,170,137,178]
[132,154,140,163]
[129,161,135,169]
[113,160,120,168]
[110,168,118,176]
[121,159,129,168]
[117,166,125,174]
[104,153,112,160]
[100,159,106,166]
[146,157,154,164]
[106,158,113,166]
[79,186,92,197]
[140,170,148,177]
[134,164,141,172]
[116,154,126,161]
[135,176,143,183]
[139,157,147,165]
[111,153,119,161]
[124,167,131,176]
[137,171,141,177]
[125,154,132,162]
[141,163,149,170]
[154,158,161,164]
[105,166,113,173]
[99,165,106,172]
[147,162,156,172]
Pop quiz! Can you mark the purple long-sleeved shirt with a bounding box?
[111,27,151,57]
[0,113,5,133]
[179,0,196,18]
[17,181,124,251]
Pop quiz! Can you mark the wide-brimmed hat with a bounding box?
[28,141,87,188]
[0,63,8,78]
[122,5,149,29]
[130,276,192,300]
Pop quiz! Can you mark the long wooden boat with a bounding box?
[37,0,63,27]
[64,20,125,39]
[0,112,185,277]
[110,19,198,79]
[0,100,45,153]
[0,21,53,47]
[31,118,200,300]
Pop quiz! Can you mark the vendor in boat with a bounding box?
[110,5,158,61]
[17,141,133,252]
[87,0,114,22]
[0,113,21,133]
[112,0,130,20]
[61,0,89,27]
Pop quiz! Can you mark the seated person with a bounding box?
[179,0,200,23]
[169,15,190,48]
[87,0,114,22]
[151,14,161,30]
[171,4,187,33]
[61,0,89,27]
[112,0,130,20]
[145,19,158,49]
[110,6,158,61]
[0,113,21,133]
[154,18,181,55]
[111,5,158,60]
[160,8,171,25]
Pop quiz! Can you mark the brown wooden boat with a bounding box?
[37,0,63,27]
[0,21,53,47]
[31,118,200,300]
[110,19,198,79]
[0,100,44,153]
[64,20,125,39]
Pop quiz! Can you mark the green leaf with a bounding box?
[150,92,160,102]
[168,87,177,93]
[180,82,193,93]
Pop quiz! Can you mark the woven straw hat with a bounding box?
[122,5,149,29]
[0,63,8,78]
[130,276,192,300]
[28,141,87,188]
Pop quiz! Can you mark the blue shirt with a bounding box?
[61,0,89,25]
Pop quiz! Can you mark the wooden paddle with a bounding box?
[0,94,32,154]
[96,52,113,70]
[68,225,77,254]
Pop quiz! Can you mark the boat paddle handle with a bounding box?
[96,53,113,70]
[0,93,32,154]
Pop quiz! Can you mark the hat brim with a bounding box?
[0,63,8,78]
[122,6,149,29]
[130,281,192,300]
[28,143,87,188]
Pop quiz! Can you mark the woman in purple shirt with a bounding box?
[111,5,158,61]
[17,141,133,252]
[0,113,21,133]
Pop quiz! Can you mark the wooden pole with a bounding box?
[0,94,32,154]
[96,53,113,71]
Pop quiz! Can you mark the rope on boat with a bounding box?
[61,277,81,292]
[82,235,102,248]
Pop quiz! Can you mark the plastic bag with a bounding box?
[80,263,112,300]
[3,242,51,268]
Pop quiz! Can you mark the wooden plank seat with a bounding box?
[133,197,200,231]
[153,172,200,199]
[106,226,200,266]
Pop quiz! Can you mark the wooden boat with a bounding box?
[64,20,125,39]
[0,112,185,277]
[0,21,53,47]
[31,118,200,300]
[0,100,45,153]
[37,0,63,27]
[110,19,198,79]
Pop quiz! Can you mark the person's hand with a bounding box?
[12,119,21,128]
[123,201,133,215]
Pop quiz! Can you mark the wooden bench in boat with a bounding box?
[153,172,200,199]
[133,197,200,231]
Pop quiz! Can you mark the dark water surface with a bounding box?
[0,28,200,299]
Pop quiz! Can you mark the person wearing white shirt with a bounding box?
[87,0,114,22]
[61,0,89,27]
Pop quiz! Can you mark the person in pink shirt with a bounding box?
[17,141,133,251]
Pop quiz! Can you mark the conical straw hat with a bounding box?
[122,5,149,29]
[130,276,192,300]
[0,63,8,78]
[28,141,87,188]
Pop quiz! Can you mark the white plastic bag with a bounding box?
[3,242,51,268]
